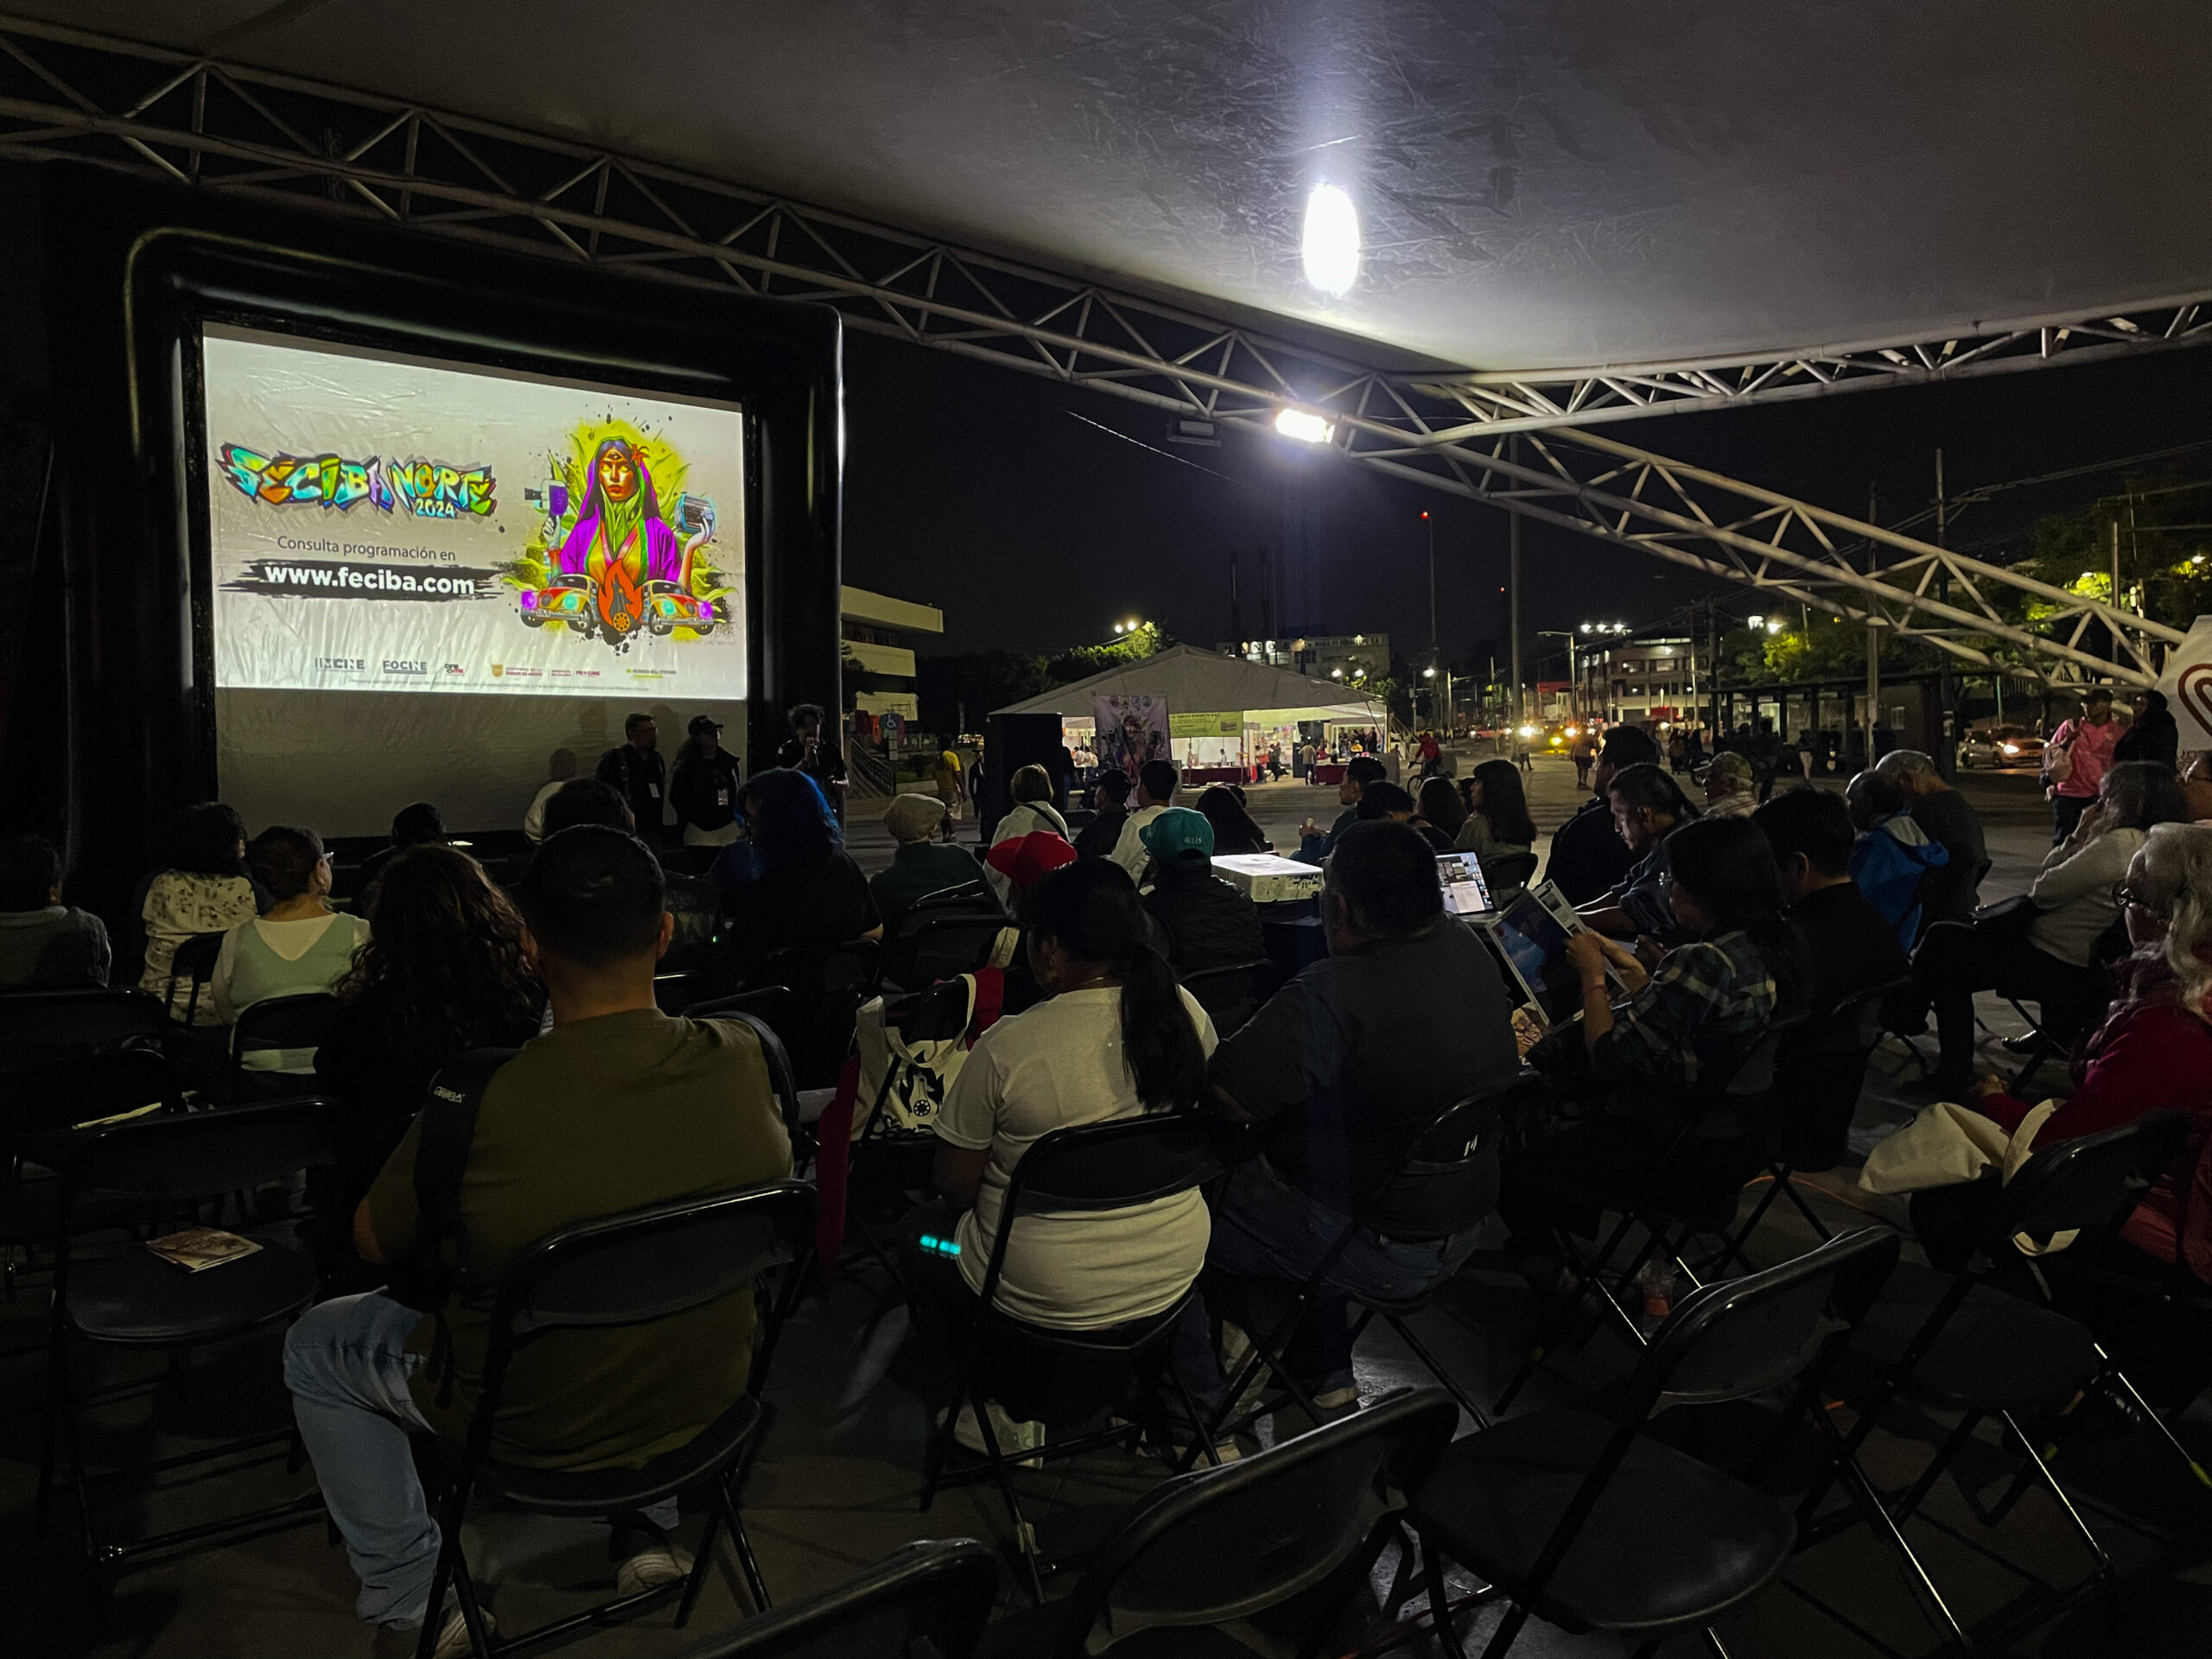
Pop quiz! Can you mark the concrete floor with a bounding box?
[9,758,2208,1658]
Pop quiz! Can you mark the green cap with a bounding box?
[1140,805,1216,863]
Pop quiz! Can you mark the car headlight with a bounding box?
[2001,743,2019,753]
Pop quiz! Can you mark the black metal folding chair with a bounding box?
[979,1388,1461,1659]
[1483,849,1540,901]
[742,939,884,1088]
[1176,957,1275,1039]
[1724,977,1910,1265]
[38,1096,341,1612]
[222,991,340,1102]
[1194,1091,1512,1462]
[1797,1111,2192,1655]
[889,915,1011,995]
[162,931,230,1027]
[676,1537,1000,1659]
[416,1181,818,1659]
[916,1111,1237,1598]
[1408,1228,1901,1659]
[0,987,168,1075]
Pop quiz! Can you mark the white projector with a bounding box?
[1211,854,1323,903]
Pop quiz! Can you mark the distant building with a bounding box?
[842,585,942,721]
[1580,632,1703,727]
[1221,630,1391,690]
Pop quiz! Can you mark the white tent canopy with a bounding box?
[991,645,1383,726]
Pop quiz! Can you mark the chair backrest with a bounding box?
[1,1046,181,1139]
[907,880,999,919]
[1485,849,1539,894]
[63,1095,340,1206]
[682,1001,804,1139]
[229,992,342,1059]
[671,1537,999,1659]
[167,929,228,985]
[0,988,168,1072]
[1058,1389,1461,1653]
[1177,958,1274,1039]
[979,1113,1234,1309]
[899,916,1007,988]
[1769,977,1910,1168]
[1992,1109,2191,1257]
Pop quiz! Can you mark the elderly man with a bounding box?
[869,793,987,931]
[1874,748,1989,928]
[1700,751,1758,817]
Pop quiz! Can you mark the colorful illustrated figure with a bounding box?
[556,439,690,636]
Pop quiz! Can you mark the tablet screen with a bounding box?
[1488,891,1586,1024]
[1436,852,1494,916]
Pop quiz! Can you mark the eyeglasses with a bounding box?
[2113,882,2170,918]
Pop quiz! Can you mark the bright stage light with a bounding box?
[1300,182,1361,296]
[1274,408,1334,444]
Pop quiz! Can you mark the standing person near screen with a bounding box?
[670,715,742,848]
[596,712,666,847]
[775,703,848,822]
[522,749,579,843]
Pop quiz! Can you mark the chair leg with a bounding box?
[1385,1314,1491,1431]
[967,1384,1046,1602]
[676,1488,727,1628]
[1997,1408,2111,1577]
[1808,1409,1973,1656]
[1776,1170,1836,1242]
[1477,1602,1529,1659]
[413,1471,476,1659]
[1891,1410,1981,1526]
[1420,1526,1465,1659]
[2098,1355,2212,1491]
[720,1471,773,1614]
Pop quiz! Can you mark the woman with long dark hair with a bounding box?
[720,767,882,972]
[1414,776,1465,844]
[1501,815,1807,1248]
[919,858,1218,1452]
[1194,784,1271,855]
[1453,759,1538,894]
[314,845,544,1226]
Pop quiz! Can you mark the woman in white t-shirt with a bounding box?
[927,858,1218,1450]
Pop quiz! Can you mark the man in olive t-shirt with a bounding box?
[284,827,790,1645]
[1205,821,1519,1406]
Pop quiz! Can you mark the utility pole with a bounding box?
[1865,483,1881,767]
[1508,435,1524,723]
[1228,550,1243,644]
[1935,450,1955,780]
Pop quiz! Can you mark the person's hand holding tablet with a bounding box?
[1565,929,1643,1050]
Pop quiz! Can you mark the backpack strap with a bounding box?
[411,1046,518,1404]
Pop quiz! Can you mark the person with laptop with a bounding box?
[1501,816,1808,1256]
[1205,821,1520,1408]
[1576,762,1699,945]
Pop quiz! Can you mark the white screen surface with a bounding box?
[202,325,747,701]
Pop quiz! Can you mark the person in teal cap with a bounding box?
[1139,806,1263,975]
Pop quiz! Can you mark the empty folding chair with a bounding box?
[1408,1228,1901,1659]
[980,1388,1461,1659]
[675,1537,1000,1659]
[0,987,168,1077]
[416,1181,818,1659]
[1176,957,1275,1039]
[1799,1111,2192,1655]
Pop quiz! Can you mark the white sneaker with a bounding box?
[947,1398,1046,1466]
[1308,1383,1361,1413]
[430,1606,493,1659]
[615,1541,697,1596]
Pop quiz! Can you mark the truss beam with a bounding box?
[0,12,2193,688]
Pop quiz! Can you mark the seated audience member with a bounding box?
[540,778,635,839]
[140,802,260,1021]
[1205,822,1520,1407]
[2182,751,2212,824]
[286,825,792,1651]
[1138,806,1263,974]
[211,827,372,1071]
[1414,776,1465,847]
[1109,760,1180,880]
[0,834,110,990]
[1195,785,1271,855]
[1909,823,2212,1275]
[1876,748,1990,925]
[986,765,1074,906]
[1075,768,1135,859]
[2113,689,2181,769]
[522,749,580,843]
[315,845,544,1224]
[720,768,880,975]
[1353,781,1449,849]
[1578,762,1698,943]
[1845,770,1948,949]
[871,793,987,929]
[1909,759,2190,1093]
[1503,817,1808,1249]
[1453,759,1539,882]
[1544,728,1660,903]
[359,802,448,893]
[918,859,1220,1452]
[1296,754,1385,865]
[1700,751,1758,818]
[1755,788,1910,1018]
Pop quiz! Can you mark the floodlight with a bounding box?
[1423,667,1436,678]
[1274,408,1334,444]
[1300,182,1361,296]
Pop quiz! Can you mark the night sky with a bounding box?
[838,326,2212,679]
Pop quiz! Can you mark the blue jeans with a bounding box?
[1205,1156,1484,1395]
[284,1292,677,1629]
[2051,792,2089,845]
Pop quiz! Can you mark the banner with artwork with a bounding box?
[1094,694,1169,777]
[202,323,747,699]
[2158,613,2212,748]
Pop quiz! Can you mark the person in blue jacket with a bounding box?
[1846,770,1948,949]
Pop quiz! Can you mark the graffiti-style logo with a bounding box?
[218,445,496,519]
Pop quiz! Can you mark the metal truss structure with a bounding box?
[0,12,2196,686]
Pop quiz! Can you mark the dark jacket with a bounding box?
[2113,709,2180,769]
[671,749,742,834]
[596,744,667,843]
[1075,807,1129,861]
[1142,859,1264,975]
[1543,795,1636,906]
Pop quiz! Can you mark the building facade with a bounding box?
[1222,631,1391,688]
[1580,633,1704,727]
[842,585,943,721]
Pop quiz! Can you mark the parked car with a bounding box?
[1959,726,2044,769]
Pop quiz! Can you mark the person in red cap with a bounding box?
[985,827,1077,898]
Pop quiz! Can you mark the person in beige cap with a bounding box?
[1701,750,1758,818]
[870,792,987,930]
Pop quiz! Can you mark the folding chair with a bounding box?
[891,915,1011,995]
[1482,849,1539,902]
[1724,977,1909,1264]
[917,1112,1237,1598]
[743,938,884,1088]
[1408,1228,1901,1659]
[0,987,168,1076]
[1495,1016,1807,1414]
[1195,1092,1512,1460]
[980,1388,1461,1659]
[38,1096,342,1611]
[162,931,230,1027]
[677,1537,1000,1659]
[416,1180,818,1659]
[1798,1111,2192,1655]
[223,991,340,1102]
[1177,957,1275,1038]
